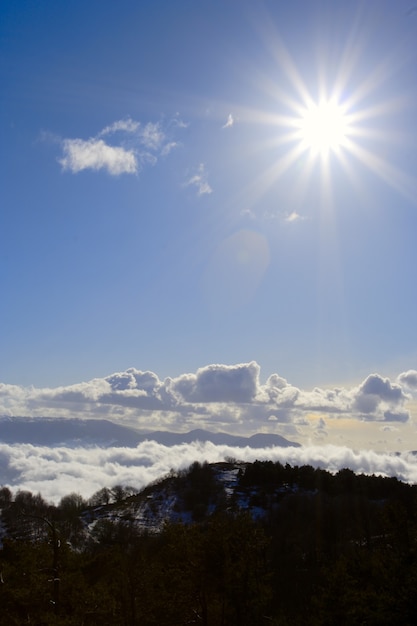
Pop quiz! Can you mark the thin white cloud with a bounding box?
[170,114,188,129]
[60,138,137,175]
[58,117,182,176]
[184,163,213,196]
[98,117,140,136]
[140,122,164,150]
[38,130,62,145]
[161,141,179,156]
[222,113,234,128]
[285,211,303,222]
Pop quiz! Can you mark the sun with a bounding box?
[296,99,350,156]
[232,25,415,213]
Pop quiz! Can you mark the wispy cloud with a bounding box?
[184,163,212,196]
[285,211,303,223]
[161,141,178,156]
[222,113,234,128]
[98,117,140,137]
[58,117,182,176]
[140,122,165,150]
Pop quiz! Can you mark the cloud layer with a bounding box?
[2,440,417,504]
[1,363,416,444]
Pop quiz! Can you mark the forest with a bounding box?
[1,460,417,625]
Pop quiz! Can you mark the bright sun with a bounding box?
[297,99,349,156]
[238,31,414,210]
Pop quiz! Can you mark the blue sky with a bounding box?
[2,0,417,451]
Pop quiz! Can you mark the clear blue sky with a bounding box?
[2,0,417,397]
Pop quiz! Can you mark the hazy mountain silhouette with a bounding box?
[0,417,299,448]
[0,417,140,447]
[143,428,300,448]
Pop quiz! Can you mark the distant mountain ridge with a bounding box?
[144,428,300,448]
[0,417,300,448]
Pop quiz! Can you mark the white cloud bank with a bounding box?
[2,440,417,504]
[1,363,416,444]
[59,117,183,175]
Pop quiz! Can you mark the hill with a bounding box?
[2,460,416,624]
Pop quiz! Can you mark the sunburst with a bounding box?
[233,26,414,213]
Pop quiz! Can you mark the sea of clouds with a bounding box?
[2,440,417,504]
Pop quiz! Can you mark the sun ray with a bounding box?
[345,140,416,203]
[257,33,416,209]
[214,12,415,222]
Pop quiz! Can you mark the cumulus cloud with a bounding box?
[358,374,405,403]
[398,370,417,391]
[105,369,160,393]
[184,163,212,196]
[353,374,408,418]
[382,410,409,423]
[59,117,182,176]
[2,440,417,504]
[170,362,259,403]
[0,363,415,436]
